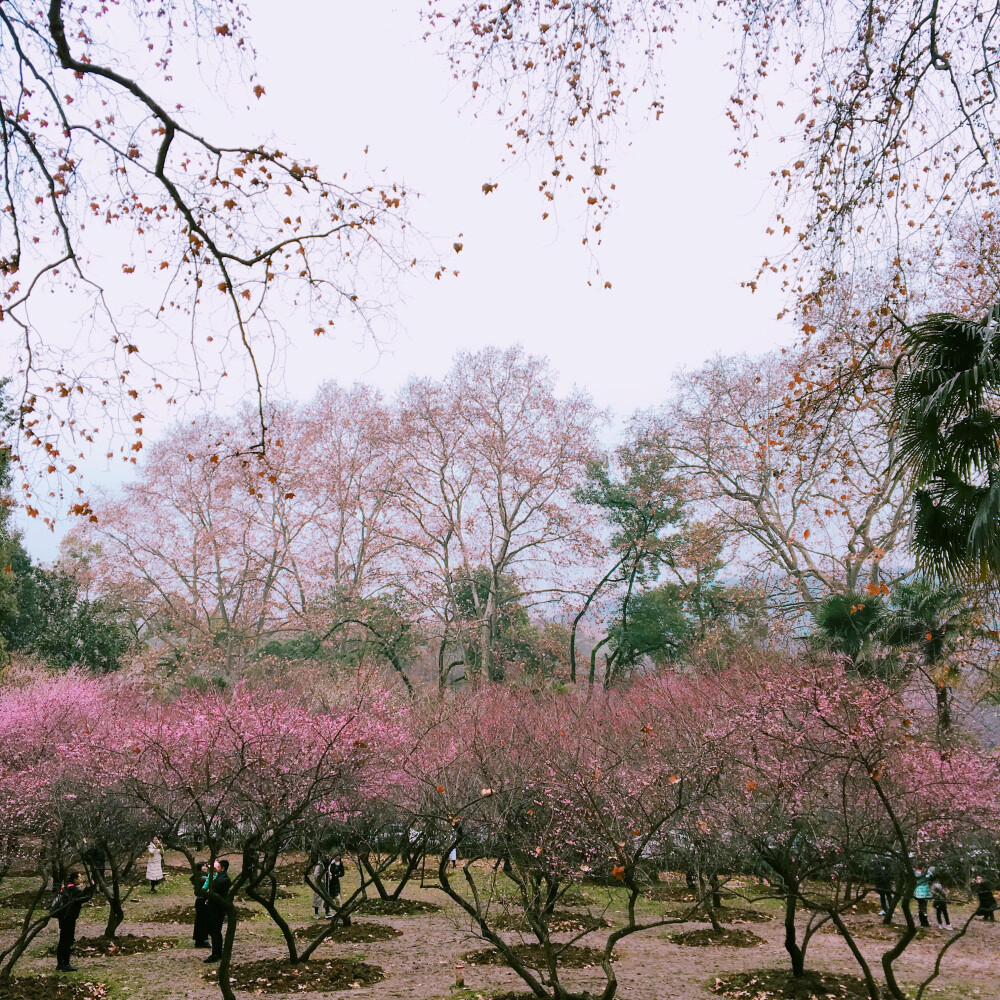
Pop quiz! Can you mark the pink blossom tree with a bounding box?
[0,675,120,978]
[718,662,1000,1000]
[124,687,398,1000]
[418,682,717,1000]
[52,715,160,939]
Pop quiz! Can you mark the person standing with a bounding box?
[203,859,231,963]
[872,858,895,923]
[311,855,333,920]
[914,867,933,927]
[312,854,348,924]
[974,875,997,921]
[329,855,347,924]
[191,861,210,948]
[53,871,94,972]
[931,880,952,930]
[81,839,107,882]
[146,837,165,893]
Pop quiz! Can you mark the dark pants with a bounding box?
[977,896,996,920]
[917,898,930,927]
[56,917,76,968]
[934,901,950,926]
[193,899,209,945]
[207,911,226,957]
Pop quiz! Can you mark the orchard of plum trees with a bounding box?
[1,664,997,1000]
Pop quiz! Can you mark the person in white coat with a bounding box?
[146,837,165,893]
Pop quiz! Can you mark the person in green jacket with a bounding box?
[914,867,933,927]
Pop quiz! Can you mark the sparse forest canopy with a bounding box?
[4,1,1000,498]
[432,0,1000,305]
[32,341,985,706]
[1,3,999,702]
[0,0,417,514]
[74,345,605,689]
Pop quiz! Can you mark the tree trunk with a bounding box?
[246,883,299,963]
[214,904,240,1000]
[484,588,502,682]
[589,636,610,685]
[102,864,124,939]
[437,637,449,695]
[698,872,724,933]
[389,848,423,900]
[829,910,880,1000]
[935,683,951,736]
[358,852,389,899]
[709,871,723,909]
[0,920,49,983]
[881,898,919,1000]
[103,900,124,939]
[783,893,806,977]
[570,563,621,683]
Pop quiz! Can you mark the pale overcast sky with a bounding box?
[20,2,798,559]
[243,2,794,402]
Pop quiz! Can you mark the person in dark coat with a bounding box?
[191,862,210,948]
[329,855,347,924]
[203,859,232,962]
[871,858,895,923]
[53,871,94,971]
[80,840,107,881]
[973,875,997,921]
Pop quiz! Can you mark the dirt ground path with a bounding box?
[5,857,996,999]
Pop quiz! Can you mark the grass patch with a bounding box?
[209,956,384,993]
[710,969,875,999]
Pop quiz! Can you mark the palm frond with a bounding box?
[895,301,1000,581]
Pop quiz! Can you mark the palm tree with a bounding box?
[812,591,892,678]
[894,303,1000,581]
[880,580,972,736]
[812,581,974,735]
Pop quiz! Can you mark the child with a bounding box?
[931,881,952,930]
